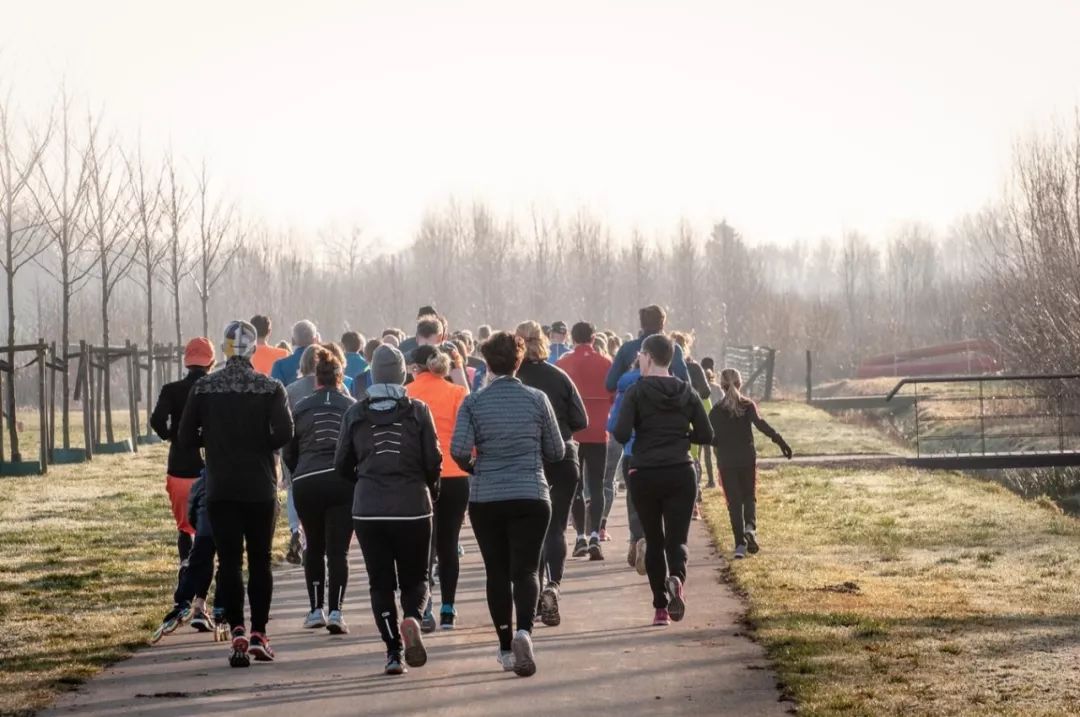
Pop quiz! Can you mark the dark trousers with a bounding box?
[719,465,757,547]
[577,442,607,534]
[539,458,579,587]
[602,439,623,525]
[628,465,697,609]
[625,459,643,542]
[355,518,432,652]
[174,534,217,605]
[208,499,277,633]
[432,478,470,605]
[294,476,353,612]
[470,499,551,651]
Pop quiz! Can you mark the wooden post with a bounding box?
[125,340,139,452]
[37,341,47,475]
[48,342,57,462]
[764,348,776,401]
[0,364,5,464]
[144,343,154,437]
[94,351,104,447]
[805,350,813,403]
[81,341,94,460]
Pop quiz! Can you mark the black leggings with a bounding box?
[627,465,697,609]
[294,475,353,612]
[577,442,607,534]
[355,518,431,651]
[719,465,757,547]
[174,535,217,605]
[539,458,579,587]
[431,478,470,606]
[469,499,551,651]
[208,499,277,633]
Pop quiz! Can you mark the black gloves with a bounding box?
[776,438,793,460]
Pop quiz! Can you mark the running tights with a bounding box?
[432,478,470,606]
[719,466,757,547]
[577,442,607,534]
[627,465,696,609]
[539,458,579,587]
[293,476,353,612]
[207,499,277,633]
[355,518,431,651]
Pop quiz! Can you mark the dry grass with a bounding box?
[751,401,906,456]
[703,402,1080,716]
[0,427,291,716]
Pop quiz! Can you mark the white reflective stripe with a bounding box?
[375,449,401,455]
[291,467,337,482]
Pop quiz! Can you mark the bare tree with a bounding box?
[194,161,243,337]
[161,151,193,374]
[0,88,52,461]
[33,88,93,449]
[84,118,135,444]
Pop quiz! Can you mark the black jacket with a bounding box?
[284,388,355,482]
[612,376,713,469]
[150,369,207,478]
[709,400,786,469]
[177,357,293,503]
[334,384,441,519]
[516,358,588,457]
[686,359,711,401]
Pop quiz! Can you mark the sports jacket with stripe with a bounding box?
[283,387,356,483]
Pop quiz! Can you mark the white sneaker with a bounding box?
[734,544,747,560]
[326,610,348,634]
[303,608,327,629]
[497,648,515,672]
[635,538,647,576]
[510,629,536,677]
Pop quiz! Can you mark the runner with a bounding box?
[612,333,713,626]
[702,367,724,488]
[149,337,215,637]
[398,305,439,357]
[557,321,614,560]
[547,321,571,363]
[605,305,690,391]
[250,315,289,376]
[336,344,441,675]
[450,331,564,676]
[672,332,712,520]
[341,330,369,382]
[514,320,587,628]
[284,346,356,634]
[708,368,792,559]
[405,345,468,632]
[607,364,645,572]
[178,319,293,666]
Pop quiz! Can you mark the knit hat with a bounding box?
[183,337,215,368]
[222,319,258,359]
[371,344,406,385]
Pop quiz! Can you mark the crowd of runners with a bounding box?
[148,304,792,676]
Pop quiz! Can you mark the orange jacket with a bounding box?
[251,344,289,377]
[406,372,469,478]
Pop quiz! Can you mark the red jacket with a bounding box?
[558,344,614,444]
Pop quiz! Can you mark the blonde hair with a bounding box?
[718,367,748,417]
[515,320,550,361]
[670,330,694,356]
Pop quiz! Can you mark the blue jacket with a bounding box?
[270,347,306,386]
[344,352,369,381]
[548,343,571,364]
[607,369,640,456]
[605,333,688,393]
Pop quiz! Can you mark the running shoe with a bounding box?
[385,651,406,675]
[572,537,589,558]
[327,610,349,635]
[626,540,637,569]
[303,608,327,629]
[599,528,611,542]
[229,626,250,668]
[652,608,671,626]
[401,617,428,668]
[421,599,437,634]
[286,531,302,565]
[496,648,515,672]
[510,629,536,677]
[745,530,760,555]
[734,544,747,560]
[635,538,647,576]
[692,504,702,521]
[665,576,686,622]
[588,535,605,561]
[457,543,466,557]
[439,604,457,630]
[189,606,214,633]
[248,632,275,662]
[539,582,561,627]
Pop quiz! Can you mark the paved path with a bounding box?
[46,498,788,717]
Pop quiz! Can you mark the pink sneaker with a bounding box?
[653,608,671,626]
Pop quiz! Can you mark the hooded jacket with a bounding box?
[612,375,713,469]
[334,383,441,519]
[150,368,208,478]
[557,344,614,444]
[284,387,356,482]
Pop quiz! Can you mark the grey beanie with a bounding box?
[371,344,406,385]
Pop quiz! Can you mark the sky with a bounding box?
[2,0,1079,249]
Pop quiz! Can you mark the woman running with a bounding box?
[284,346,356,634]
[612,333,712,626]
[405,344,469,632]
[335,344,441,675]
[708,368,792,559]
[450,331,564,677]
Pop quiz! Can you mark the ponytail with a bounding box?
[314,346,344,388]
[718,367,748,417]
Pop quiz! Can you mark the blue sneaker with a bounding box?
[439,604,456,630]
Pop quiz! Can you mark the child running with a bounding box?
[708,368,792,559]
[335,345,441,675]
[612,334,713,626]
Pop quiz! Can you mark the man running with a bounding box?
[250,315,289,377]
[605,305,690,391]
[547,321,571,363]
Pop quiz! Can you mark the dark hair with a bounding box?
[411,344,450,375]
[250,315,271,339]
[341,330,362,353]
[382,327,403,339]
[481,331,525,376]
[639,304,667,334]
[363,338,381,362]
[570,321,595,345]
[417,317,442,340]
[452,339,469,364]
[701,356,715,372]
[314,345,343,388]
[417,305,437,319]
[477,324,492,341]
[642,333,674,368]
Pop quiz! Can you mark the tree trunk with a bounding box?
[172,273,183,380]
[5,222,19,462]
[61,263,71,449]
[100,255,114,444]
[201,289,209,340]
[145,261,154,435]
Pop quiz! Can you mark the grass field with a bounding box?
[0,430,291,717]
[703,401,1080,716]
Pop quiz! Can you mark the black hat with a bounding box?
[550,321,568,334]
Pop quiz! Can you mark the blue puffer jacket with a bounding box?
[607,368,641,456]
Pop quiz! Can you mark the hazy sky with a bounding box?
[3,0,1079,248]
